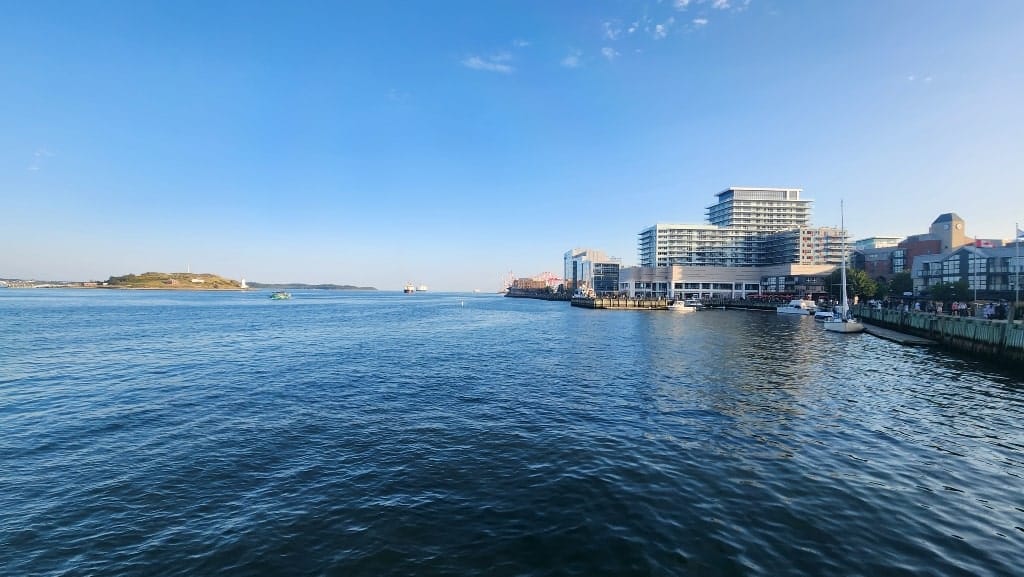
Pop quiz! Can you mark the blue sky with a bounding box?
[3,1,1023,290]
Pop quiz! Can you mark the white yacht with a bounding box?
[814,310,834,321]
[777,299,817,315]
[668,300,698,312]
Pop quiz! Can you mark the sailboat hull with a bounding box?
[823,319,864,333]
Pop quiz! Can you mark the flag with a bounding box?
[1017,225,1024,239]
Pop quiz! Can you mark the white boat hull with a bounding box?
[669,304,697,313]
[823,319,864,333]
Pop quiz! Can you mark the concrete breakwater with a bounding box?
[853,305,1024,370]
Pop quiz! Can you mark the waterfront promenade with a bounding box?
[852,305,1024,369]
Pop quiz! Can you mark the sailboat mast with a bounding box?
[840,200,849,320]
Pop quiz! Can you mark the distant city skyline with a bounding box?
[3,1,1023,291]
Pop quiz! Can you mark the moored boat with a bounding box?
[777,299,816,315]
[270,291,291,300]
[824,201,864,334]
[403,283,416,294]
[668,300,698,312]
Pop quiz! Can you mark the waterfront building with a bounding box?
[638,188,847,269]
[563,248,621,296]
[853,247,907,285]
[853,213,974,285]
[633,187,846,298]
[511,272,563,291]
[618,263,833,300]
[854,236,904,251]
[912,244,1024,300]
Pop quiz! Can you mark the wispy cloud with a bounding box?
[27,148,53,171]
[387,88,410,102]
[462,52,514,74]
[513,39,531,48]
[693,18,708,26]
[653,17,675,39]
[674,0,692,9]
[601,47,619,61]
[561,49,583,68]
[712,0,731,9]
[603,21,622,40]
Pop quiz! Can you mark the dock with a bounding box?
[571,296,668,310]
[860,322,936,346]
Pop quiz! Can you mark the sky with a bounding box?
[3,1,1023,291]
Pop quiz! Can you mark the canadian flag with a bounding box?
[975,239,994,248]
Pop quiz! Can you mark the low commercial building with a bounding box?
[618,263,834,300]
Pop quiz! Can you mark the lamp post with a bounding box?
[972,252,977,302]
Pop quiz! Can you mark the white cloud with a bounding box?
[601,46,619,61]
[924,76,933,83]
[674,0,692,9]
[627,21,639,35]
[712,0,731,9]
[603,21,622,40]
[907,75,915,81]
[462,54,514,74]
[693,18,708,26]
[561,49,583,68]
[654,23,669,39]
[513,39,530,48]
[27,148,53,171]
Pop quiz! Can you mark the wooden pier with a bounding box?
[571,297,669,310]
[854,306,1024,371]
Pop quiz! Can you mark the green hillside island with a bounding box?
[105,272,244,289]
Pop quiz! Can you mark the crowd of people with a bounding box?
[868,298,1016,320]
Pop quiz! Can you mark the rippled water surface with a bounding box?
[2,289,1023,576]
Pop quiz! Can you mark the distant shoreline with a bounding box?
[2,285,378,291]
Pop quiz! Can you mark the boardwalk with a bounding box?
[860,322,936,346]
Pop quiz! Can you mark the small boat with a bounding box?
[668,300,697,312]
[403,283,416,294]
[777,299,816,315]
[824,201,864,334]
[270,291,291,300]
[814,310,834,321]
[417,284,428,292]
[684,299,705,310]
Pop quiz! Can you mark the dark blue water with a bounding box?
[2,289,1022,576]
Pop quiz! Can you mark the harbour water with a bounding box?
[1,289,1022,576]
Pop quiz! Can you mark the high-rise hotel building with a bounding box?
[624,187,847,299]
[638,187,843,267]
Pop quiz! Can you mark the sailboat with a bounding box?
[824,201,864,333]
